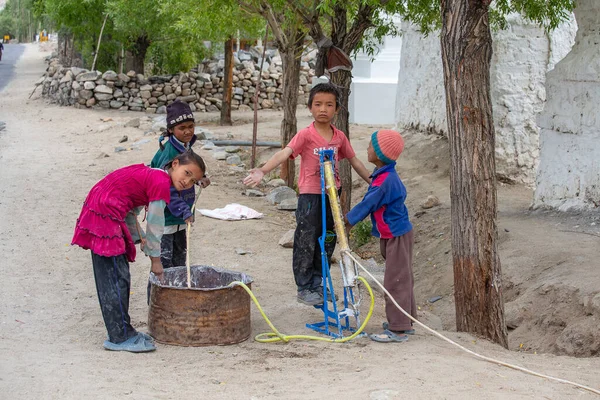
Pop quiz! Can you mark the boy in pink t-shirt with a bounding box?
[244,82,371,306]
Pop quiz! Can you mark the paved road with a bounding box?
[0,44,26,92]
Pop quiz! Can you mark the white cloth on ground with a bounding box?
[197,203,263,221]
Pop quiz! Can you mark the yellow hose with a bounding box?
[228,276,375,343]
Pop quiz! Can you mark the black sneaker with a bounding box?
[314,286,338,303]
[297,289,324,306]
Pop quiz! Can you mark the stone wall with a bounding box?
[39,49,315,114]
[534,0,600,210]
[395,16,577,184]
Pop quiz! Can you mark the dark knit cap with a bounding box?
[167,100,194,129]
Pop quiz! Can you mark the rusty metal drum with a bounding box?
[148,265,253,346]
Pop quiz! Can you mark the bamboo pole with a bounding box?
[323,160,357,287]
[186,186,203,288]
[91,13,108,71]
[186,222,192,288]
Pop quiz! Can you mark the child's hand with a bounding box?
[345,222,352,236]
[199,176,211,188]
[185,215,195,224]
[243,169,264,187]
[150,257,163,277]
[140,238,147,251]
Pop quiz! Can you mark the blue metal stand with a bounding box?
[305,150,362,339]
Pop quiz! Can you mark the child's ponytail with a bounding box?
[158,129,172,151]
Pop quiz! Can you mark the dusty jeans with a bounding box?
[91,252,137,344]
[292,193,336,291]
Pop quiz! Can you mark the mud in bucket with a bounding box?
[148,265,253,346]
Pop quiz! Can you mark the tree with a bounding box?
[0,6,16,38]
[39,0,210,73]
[105,0,177,74]
[401,0,574,347]
[239,1,307,187]
[162,0,264,125]
[1,0,44,42]
[440,0,507,347]
[42,0,109,67]
[172,0,308,176]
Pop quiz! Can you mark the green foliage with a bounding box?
[44,0,106,38]
[163,0,264,43]
[357,13,402,59]
[105,0,169,43]
[42,0,112,67]
[152,0,265,73]
[147,38,210,75]
[395,0,575,34]
[350,220,373,248]
[491,0,575,31]
[0,9,16,36]
[1,0,45,41]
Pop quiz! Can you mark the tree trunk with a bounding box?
[440,0,507,348]
[330,69,353,216]
[220,37,234,126]
[279,31,305,188]
[126,35,151,74]
[58,30,75,67]
[314,45,328,76]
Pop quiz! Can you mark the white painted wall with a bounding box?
[534,0,600,210]
[395,16,576,184]
[349,18,402,125]
[394,26,445,135]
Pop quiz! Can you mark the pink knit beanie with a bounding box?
[371,130,404,164]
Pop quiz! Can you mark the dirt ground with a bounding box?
[1,44,599,399]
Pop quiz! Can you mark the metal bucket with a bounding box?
[148,265,253,346]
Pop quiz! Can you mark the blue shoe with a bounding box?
[104,333,156,353]
[382,322,415,335]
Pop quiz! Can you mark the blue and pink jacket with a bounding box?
[347,162,412,239]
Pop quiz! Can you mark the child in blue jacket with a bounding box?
[346,130,417,343]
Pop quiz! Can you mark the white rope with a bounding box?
[343,250,600,396]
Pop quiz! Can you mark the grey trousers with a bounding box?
[380,230,417,331]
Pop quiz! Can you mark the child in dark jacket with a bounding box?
[346,130,416,343]
[150,101,210,269]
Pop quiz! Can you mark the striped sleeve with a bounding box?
[143,200,166,257]
[125,206,145,243]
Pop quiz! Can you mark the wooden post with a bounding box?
[220,37,234,126]
[251,24,269,169]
